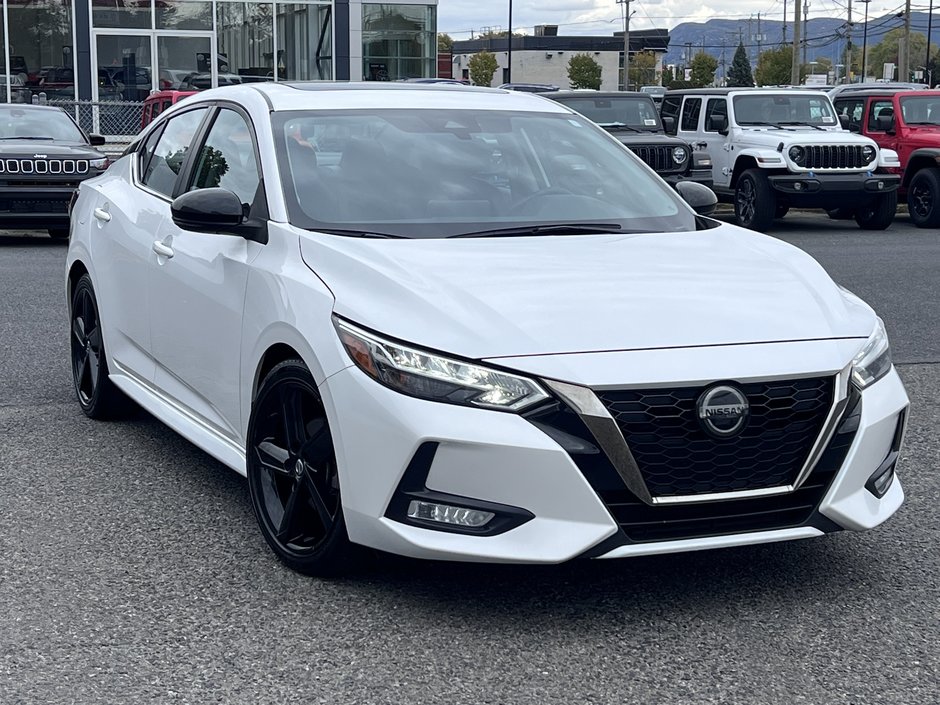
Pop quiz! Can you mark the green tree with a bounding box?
[468,51,498,87]
[869,28,929,80]
[755,46,794,86]
[437,33,453,53]
[727,42,754,87]
[662,65,676,87]
[567,53,603,90]
[627,51,657,90]
[689,52,718,88]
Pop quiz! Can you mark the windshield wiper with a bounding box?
[0,136,56,140]
[738,121,788,129]
[451,223,628,238]
[777,121,825,131]
[598,122,643,133]
[311,228,406,239]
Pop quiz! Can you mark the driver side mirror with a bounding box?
[171,188,245,233]
[675,180,718,217]
[709,114,728,135]
[88,133,106,146]
[838,114,850,130]
[876,114,895,134]
[661,116,676,134]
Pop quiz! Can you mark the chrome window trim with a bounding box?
[543,365,852,507]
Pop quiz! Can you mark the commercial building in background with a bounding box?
[451,26,669,90]
[0,0,437,107]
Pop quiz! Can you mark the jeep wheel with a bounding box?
[907,168,940,228]
[855,190,897,230]
[734,169,776,231]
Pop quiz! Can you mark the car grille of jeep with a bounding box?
[596,376,834,497]
[0,158,90,175]
[628,145,684,174]
[798,145,868,169]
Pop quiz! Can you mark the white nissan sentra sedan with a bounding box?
[66,83,908,575]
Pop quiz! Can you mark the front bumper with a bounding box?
[768,172,900,206]
[0,185,78,228]
[321,345,908,564]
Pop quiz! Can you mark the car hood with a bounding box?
[0,141,103,158]
[298,222,875,360]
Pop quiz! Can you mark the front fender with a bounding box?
[902,148,940,186]
[736,148,788,169]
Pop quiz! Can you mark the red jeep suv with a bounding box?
[833,89,940,228]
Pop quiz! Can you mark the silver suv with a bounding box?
[661,88,902,230]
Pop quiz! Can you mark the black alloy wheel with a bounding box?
[855,190,898,230]
[70,274,126,418]
[247,359,359,576]
[907,168,940,228]
[734,169,775,231]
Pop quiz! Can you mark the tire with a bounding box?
[907,168,940,229]
[774,204,790,219]
[734,169,776,231]
[70,274,128,419]
[48,228,69,240]
[247,359,362,576]
[855,190,898,230]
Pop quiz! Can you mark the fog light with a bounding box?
[407,500,495,528]
[794,182,803,191]
[877,181,885,190]
[865,456,897,498]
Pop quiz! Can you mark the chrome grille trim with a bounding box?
[0,158,89,175]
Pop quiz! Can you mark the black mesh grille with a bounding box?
[597,377,834,497]
[628,145,683,174]
[0,197,70,213]
[801,145,867,169]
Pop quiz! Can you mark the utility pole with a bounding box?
[616,0,631,91]
[791,0,802,84]
[928,0,935,85]
[757,13,763,60]
[861,0,871,81]
[900,0,911,81]
[507,0,512,83]
[803,1,810,68]
[783,0,788,45]
[846,0,853,82]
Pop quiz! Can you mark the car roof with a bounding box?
[185,81,575,113]
[832,88,940,99]
[0,103,64,113]
[550,91,650,99]
[664,88,829,97]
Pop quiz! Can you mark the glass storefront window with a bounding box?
[157,35,212,89]
[362,3,435,81]
[92,0,151,29]
[276,3,332,81]
[9,0,75,100]
[216,1,276,84]
[96,34,152,101]
[156,0,214,30]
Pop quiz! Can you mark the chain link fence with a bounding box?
[45,99,145,152]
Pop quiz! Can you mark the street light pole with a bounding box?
[507,0,512,84]
[927,0,935,85]
[617,0,631,90]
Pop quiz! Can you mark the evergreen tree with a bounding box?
[727,42,754,87]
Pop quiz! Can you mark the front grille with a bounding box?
[597,376,834,497]
[0,197,69,213]
[799,145,868,169]
[0,158,89,175]
[628,145,683,174]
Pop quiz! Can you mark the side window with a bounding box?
[868,100,894,132]
[142,108,208,198]
[660,96,681,134]
[834,98,863,131]
[680,98,702,132]
[189,108,260,207]
[704,99,728,132]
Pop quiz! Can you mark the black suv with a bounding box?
[547,91,713,189]
[0,104,108,238]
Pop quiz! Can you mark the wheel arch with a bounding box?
[902,150,940,187]
[730,156,759,188]
[67,260,90,311]
[253,342,305,401]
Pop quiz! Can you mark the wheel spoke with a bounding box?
[276,479,304,541]
[303,470,335,533]
[87,348,100,390]
[72,317,86,345]
[299,418,332,466]
[255,441,291,476]
[87,325,102,351]
[76,353,89,394]
[280,386,305,453]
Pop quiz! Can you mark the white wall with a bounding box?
[454,50,653,90]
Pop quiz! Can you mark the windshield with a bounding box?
[900,96,940,125]
[273,109,694,238]
[733,94,837,127]
[553,96,662,130]
[0,106,85,142]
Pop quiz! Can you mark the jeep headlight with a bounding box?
[672,146,688,164]
[850,318,892,389]
[89,157,108,170]
[335,319,549,412]
[788,146,805,164]
[862,145,876,163]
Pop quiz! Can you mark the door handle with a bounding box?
[152,241,174,259]
[93,207,111,222]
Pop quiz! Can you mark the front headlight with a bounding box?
[89,157,108,170]
[335,319,550,412]
[788,146,805,164]
[672,146,688,164]
[862,145,876,163]
[851,318,892,389]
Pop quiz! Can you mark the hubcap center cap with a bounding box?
[294,459,304,477]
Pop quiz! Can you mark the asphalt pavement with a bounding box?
[0,214,937,704]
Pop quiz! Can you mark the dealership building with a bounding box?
[0,0,438,105]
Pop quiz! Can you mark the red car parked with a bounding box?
[833,89,940,227]
[140,90,196,129]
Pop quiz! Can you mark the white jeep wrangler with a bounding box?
[660,88,902,230]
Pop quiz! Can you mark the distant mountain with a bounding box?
[665,11,940,73]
